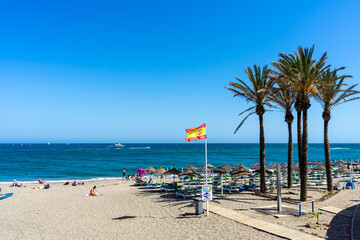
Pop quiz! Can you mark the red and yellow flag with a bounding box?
[185,123,207,142]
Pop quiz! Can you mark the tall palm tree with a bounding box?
[314,67,360,192]
[225,65,274,193]
[273,45,328,201]
[269,74,295,188]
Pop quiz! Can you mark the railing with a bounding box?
[298,200,315,216]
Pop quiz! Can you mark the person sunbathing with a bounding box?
[12,180,25,187]
[38,179,46,184]
[90,186,98,196]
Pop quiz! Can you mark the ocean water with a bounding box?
[0,143,359,182]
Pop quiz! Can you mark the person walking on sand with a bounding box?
[123,168,126,180]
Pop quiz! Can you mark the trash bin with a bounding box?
[194,197,203,215]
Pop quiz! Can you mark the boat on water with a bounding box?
[115,143,125,147]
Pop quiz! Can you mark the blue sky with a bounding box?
[0,0,360,143]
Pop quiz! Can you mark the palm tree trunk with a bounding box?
[323,110,333,192]
[287,121,293,188]
[300,108,308,201]
[296,110,302,167]
[259,114,266,193]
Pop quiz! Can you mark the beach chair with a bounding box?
[223,182,237,193]
[134,180,143,186]
[176,189,200,199]
[160,182,177,192]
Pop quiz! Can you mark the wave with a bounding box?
[330,147,350,150]
[129,147,150,150]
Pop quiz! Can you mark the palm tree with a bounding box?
[272,45,328,201]
[314,67,360,192]
[225,65,274,193]
[269,74,295,188]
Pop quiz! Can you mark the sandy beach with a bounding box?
[0,180,281,240]
[1,179,359,240]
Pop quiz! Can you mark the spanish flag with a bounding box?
[185,123,207,142]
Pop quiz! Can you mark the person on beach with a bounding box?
[90,186,98,196]
[123,168,126,180]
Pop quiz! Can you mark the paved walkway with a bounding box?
[207,204,322,240]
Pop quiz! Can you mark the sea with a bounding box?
[0,143,359,183]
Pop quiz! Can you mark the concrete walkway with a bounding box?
[207,204,322,240]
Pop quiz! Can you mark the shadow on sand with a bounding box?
[326,204,358,240]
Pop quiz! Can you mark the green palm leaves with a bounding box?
[225,65,274,133]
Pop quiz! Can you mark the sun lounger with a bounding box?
[176,189,201,199]
[224,182,238,193]
[160,182,177,192]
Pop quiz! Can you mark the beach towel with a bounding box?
[84,194,103,197]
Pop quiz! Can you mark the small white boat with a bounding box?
[115,143,125,147]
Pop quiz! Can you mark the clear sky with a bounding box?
[1,1,360,143]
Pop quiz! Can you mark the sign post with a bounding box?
[202,184,212,216]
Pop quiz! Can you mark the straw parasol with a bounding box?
[311,165,326,171]
[164,168,181,175]
[308,161,319,165]
[184,164,198,171]
[206,163,215,168]
[233,163,249,171]
[348,160,358,165]
[231,168,252,176]
[153,167,167,175]
[213,166,230,174]
[198,165,213,172]
[336,160,346,164]
[179,170,200,177]
[251,163,259,167]
[333,161,346,167]
[217,164,233,172]
[144,166,156,173]
[280,162,288,167]
[336,167,355,174]
[252,165,272,174]
[268,163,277,169]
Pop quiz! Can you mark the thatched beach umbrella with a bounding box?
[252,165,272,174]
[198,165,213,172]
[153,167,166,175]
[251,163,259,167]
[268,163,277,169]
[280,162,288,167]
[311,165,326,172]
[233,163,249,171]
[336,160,346,164]
[336,167,355,174]
[179,170,200,177]
[144,166,156,173]
[184,164,198,171]
[348,160,358,165]
[165,168,181,175]
[217,164,232,172]
[308,161,319,166]
[213,166,231,195]
[164,168,181,182]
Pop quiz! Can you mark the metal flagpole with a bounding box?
[205,129,209,216]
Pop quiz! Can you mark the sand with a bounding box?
[1,179,358,240]
[0,181,281,240]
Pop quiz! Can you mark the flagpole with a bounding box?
[205,123,209,216]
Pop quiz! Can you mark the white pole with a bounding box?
[205,136,209,216]
[221,174,223,195]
